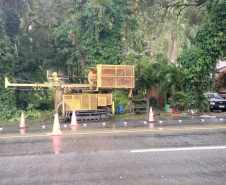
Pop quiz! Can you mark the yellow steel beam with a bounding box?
[5,77,96,90]
[5,77,51,88]
[60,84,95,88]
[129,89,133,98]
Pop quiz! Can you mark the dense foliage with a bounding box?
[0,5,17,120]
[1,0,226,120]
[54,0,139,75]
[178,0,226,109]
[178,46,212,109]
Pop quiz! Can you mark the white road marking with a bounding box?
[131,146,226,153]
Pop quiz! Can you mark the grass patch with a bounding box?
[0,110,55,125]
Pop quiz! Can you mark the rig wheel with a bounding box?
[100,113,109,121]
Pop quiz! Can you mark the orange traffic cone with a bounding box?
[19,111,27,129]
[51,135,62,154]
[51,113,62,135]
[70,110,78,126]
[148,107,155,123]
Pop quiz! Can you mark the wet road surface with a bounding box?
[1,116,226,184]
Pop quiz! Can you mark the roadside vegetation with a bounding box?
[1,0,226,123]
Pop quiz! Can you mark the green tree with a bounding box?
[0,4,17,120]
[3,9,20,42]
[1,0,76,112]
[178,46,212,109]
[179,0,226,110]
[138,56,184,108]
[65,0,139,70]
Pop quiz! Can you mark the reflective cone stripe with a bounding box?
[149,123,154,128]
[70,110,78,126]
[20,128,26,134]
[148,107,155,123]
[71,125,78,132]
[51,113,63,135]
[51,136,62,154]
[19,111,27,129]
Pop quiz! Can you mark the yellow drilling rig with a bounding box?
[5,64,135,122]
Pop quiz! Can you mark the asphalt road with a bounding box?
[0,116,226,185]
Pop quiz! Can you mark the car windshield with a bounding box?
[206,93,224,99]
